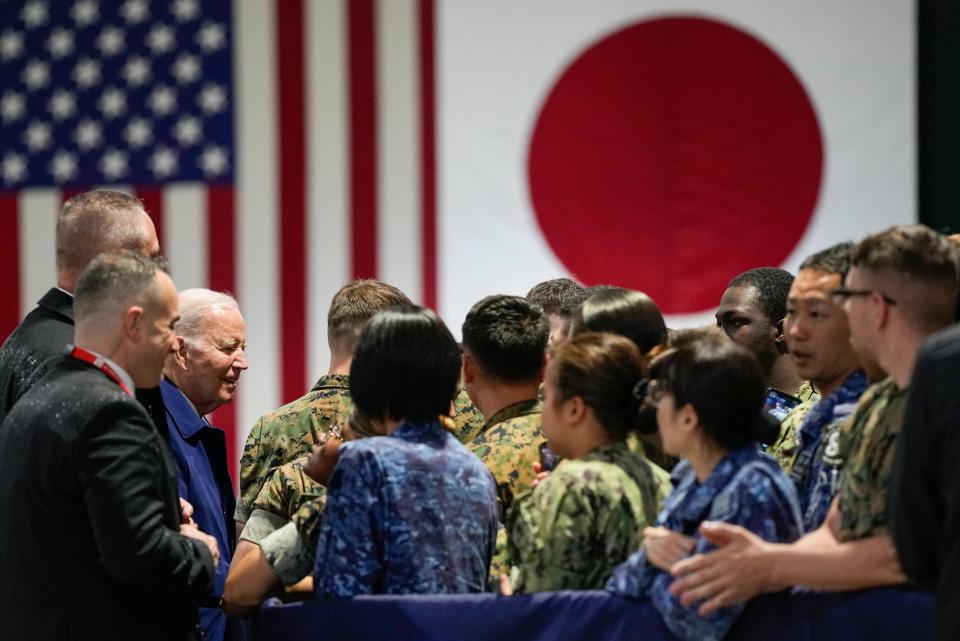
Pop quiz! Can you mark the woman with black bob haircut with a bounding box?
[607,337,803,641]
[312,306,499,597]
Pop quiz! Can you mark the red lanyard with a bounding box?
[70,346,133,397]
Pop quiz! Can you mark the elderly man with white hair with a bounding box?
[160,288,248,641]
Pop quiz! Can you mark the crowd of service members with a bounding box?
[0,190,959,641]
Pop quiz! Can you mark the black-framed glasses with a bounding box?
[830,287,897,307]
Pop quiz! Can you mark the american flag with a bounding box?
[0,0,440,481]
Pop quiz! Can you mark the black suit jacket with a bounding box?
[890,325,960,641]
[0,355,215,641]
[0,287,74,425]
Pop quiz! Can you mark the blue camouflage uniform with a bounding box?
[607,446,803,641]
[789,369,869,531]
[313,420,499,597]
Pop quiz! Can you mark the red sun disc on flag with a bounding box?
[527,16,824,314]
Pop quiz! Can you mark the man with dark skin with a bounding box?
[715,268,807,399]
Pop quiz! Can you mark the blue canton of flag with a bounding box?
[0,0,234,189]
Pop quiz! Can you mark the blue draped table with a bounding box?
[257,586,932,641]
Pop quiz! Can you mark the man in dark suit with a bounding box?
[0,190,160,425]
[0,251,218,641]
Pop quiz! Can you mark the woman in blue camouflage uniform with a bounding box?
[607,337,803,641]
[312,306,499,597]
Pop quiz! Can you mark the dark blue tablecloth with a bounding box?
[257,586,932,641]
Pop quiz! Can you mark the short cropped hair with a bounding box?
[650,337,770,450]
[176,289,240,344]
[525,278,588,319]
[550,332,647,439]
[56,191,152,275]
[350,306,461,423]
[74,251,167,326]
[799,242,854,277]
[853,225,959,332]
[461,295,549,383]
[569,288,667,356]
[327,280,412,346]
[727,268,795,326]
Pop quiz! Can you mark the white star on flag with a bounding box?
[199,145,228,176]
[0,31,24,60]
[96,26,124,57]
[48,90,77,121]
[149,146,178,178]
[98,87,126,118]
[47,28,74,58]
[99,148,128,180]
[23,121,51,151]
[174,115,202,147]
[1,152,26,183]
[71,0,99,27]
[0,92,25,123]
[73,119,102,150]
[49,150,78,182]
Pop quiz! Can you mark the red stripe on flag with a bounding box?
[419,0,437,310]
[349,0,378,280]
[137,187,164,250]
[276,0,308,402]
[207,185,239,486]
[0,194,20,342]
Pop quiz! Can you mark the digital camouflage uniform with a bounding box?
[769,380,821,474]
[236,374,352,521]
[607,446,803,641]
[837,377,908,542]
[507,441,671,592]
[256,495,328,587]
[249,455,325,527]
[313,421,498,597]
[452,388,485,445]
[467,398,545,522]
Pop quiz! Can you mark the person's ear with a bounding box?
[123,306,144,339]
[563,395,587,424]
[173,336,190,369]
[773,319,789,354]
[678,403,699,435]
[461,351,476,384]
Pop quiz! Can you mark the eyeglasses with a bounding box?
[634,378,669,408]
[830,287,897,307]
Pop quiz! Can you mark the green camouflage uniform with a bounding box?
[506,441,672,592]
[467,398,545,521]
[836,377,908,542]
[236,374,352,522]
[769,381,821,474]
[253,456,325,522]
[452,388,486,445]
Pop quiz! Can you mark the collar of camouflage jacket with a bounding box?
[482,398,542,431]
[311,373,351,392]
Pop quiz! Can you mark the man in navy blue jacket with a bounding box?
[162,288,247,641]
